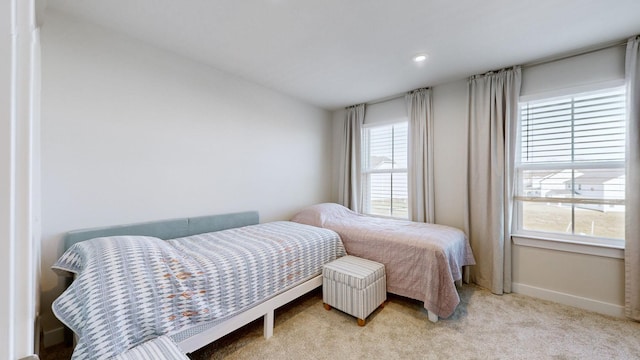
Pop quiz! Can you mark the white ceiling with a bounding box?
[46,0,640,110]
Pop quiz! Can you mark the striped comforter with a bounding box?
[52,221,345,360]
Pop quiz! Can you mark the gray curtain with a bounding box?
[405,88,435,223]
[338,104,365,213]
[465,67,521,294]
[625,35,640,321]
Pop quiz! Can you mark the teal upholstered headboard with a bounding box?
[63,211,260,251]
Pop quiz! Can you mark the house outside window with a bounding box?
[361,122,408,219]
[514,86,626,247]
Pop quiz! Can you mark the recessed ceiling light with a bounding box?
[413,54,429,63]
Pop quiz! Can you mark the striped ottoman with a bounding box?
[322,255,386,326]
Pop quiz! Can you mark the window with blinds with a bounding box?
[361,122,408,219]
[515,86,626,244]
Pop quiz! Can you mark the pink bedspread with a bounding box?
[291,203,475,318]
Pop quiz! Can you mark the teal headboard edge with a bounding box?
[63,211,260,251]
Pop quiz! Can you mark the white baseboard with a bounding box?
[511,282,625,318]
[42,326,64,348]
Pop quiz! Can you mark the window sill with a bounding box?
[512,234,624,259]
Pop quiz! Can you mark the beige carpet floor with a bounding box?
[41,285,640,359]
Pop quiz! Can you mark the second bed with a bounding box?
[291,203,476,321]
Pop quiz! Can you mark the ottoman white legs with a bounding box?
[322,255,386,326]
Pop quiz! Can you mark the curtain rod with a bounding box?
[366,93,403,106]
[365,86,430,106]
[523,38,627,69]
[345,93,404,109]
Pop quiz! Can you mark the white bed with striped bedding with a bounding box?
[52,220,345,360]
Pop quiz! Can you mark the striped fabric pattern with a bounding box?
[323,256,386,321]
[323,255,386,289]
[110,336,189,360]
[52,222,345,360]
[168,221,346,342]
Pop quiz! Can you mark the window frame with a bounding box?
[361,120,409,219]
[513,81,626,251]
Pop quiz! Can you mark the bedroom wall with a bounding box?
[431,80,467,230]
[330,45,627,317]
[40,9,333,344]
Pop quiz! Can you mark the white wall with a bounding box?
[511,245,624,314]
[330,44,628,317]
[40,9,333,340]
[432,79,467,230]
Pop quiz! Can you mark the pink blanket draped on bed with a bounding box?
[291,203,475,318]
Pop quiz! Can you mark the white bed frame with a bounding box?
[177,275,322,353]
[62,211,327,355]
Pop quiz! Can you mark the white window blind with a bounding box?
[362,122,408,219]
[515,87,626,242]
